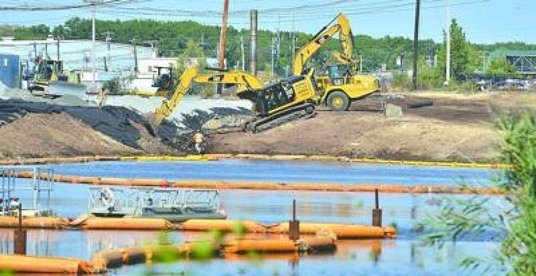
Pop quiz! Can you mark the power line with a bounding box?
[0,0,140,11]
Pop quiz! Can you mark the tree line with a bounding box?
[2,18,535,83]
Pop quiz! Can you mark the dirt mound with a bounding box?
[0,99,182,159]
[208,92,536,163]
[0,90,534,162]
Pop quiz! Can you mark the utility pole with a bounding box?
[271,35,276,79]
[105,31,112,70]
[56,36,60,60]
[240,35,245,71]
[482,51,487,72]
[359,55,363,74]
[250,10,258,76]
[276,30,280,64]
[412,0,421,90]
[218,0,230,69]
[217,0,230,96]
[91,1,99,92]
[131,39,138,72]
[445,0,451,85]
[290,16,296,76]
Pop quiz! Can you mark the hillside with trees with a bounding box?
[2,17,536,83]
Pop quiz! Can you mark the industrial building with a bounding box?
[0,37,153,90]
[488,49,536,76]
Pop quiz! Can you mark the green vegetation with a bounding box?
[1,17,533,88]
[421,112,536,274]
[487,57,520,78]
[436,19,476,82]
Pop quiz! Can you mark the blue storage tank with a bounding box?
[0,53,20,88]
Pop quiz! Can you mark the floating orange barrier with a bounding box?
[79,217,173,230]
[0,254,100,274]
[13,170,506,195]
[222,236,336,254]
[0,216,397,239]
[0,216,69,229]
[12,171,507,195]
[119,247,146,265]
[175,219,266,233]
[91,249,124,271]
[269,222,397,239]
[91,242,220,270]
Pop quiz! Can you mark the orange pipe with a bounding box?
[0,217,69,229]
[13,171,506,195]
[82,218,173,230]
[90,249,124,271]
[222,237,336,254]
[119,247,146,265]
[0,254,98,273]
[176,219,266,233]
[269,222,397,239]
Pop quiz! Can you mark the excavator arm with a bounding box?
[292,12,358,76]
[151,67,264,128]
[153,66,199,127]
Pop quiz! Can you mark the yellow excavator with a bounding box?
[150,66,319,133]
[293,12,380,111]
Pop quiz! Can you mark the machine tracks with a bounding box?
[243,103,316,133]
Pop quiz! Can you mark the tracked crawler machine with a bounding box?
[150,66,319,133]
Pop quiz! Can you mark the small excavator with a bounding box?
[149,66,319,133]
[293,12,380,111]
[27,56,87,98]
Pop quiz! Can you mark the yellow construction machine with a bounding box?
[27,57,87,97]
[150,66,319,133]
[293,12,380,111]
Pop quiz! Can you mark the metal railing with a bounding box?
[0,167,54,217]
[88,187,222,216]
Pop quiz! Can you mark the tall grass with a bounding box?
[421,112,536,275]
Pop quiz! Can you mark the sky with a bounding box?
[0,0,535,44]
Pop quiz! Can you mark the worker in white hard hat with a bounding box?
[193,130,205,154]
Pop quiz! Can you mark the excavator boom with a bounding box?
[292,12,380,112]
[152,66,199,127]
[292,12,358,76]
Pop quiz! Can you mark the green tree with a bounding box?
[436,19,474,81]
[417,56,442,89]
[487,57,519,77]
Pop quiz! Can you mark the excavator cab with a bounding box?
[152,66,174,98]
[325,64,350,85]
[152,66,173,90]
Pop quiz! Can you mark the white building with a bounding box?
[131,57,220,94]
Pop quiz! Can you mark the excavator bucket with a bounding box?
[142,113,159,136]
[47,81,87,98]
